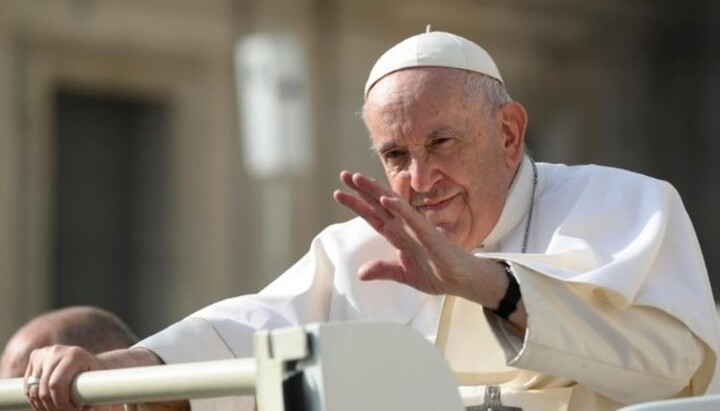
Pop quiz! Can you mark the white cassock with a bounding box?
[136,156,719,411]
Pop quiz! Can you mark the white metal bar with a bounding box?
[0,378,25,410]
[0,358,256,410]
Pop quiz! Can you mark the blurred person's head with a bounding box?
[0,306,137,378]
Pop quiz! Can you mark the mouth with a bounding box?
[415,193,459,212]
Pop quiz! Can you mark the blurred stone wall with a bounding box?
[1,0,718,345]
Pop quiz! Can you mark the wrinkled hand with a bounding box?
[23,346,184,411]
[333,170,505,306]
[24,345,103,411]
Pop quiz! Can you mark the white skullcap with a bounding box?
[364,31,503,99]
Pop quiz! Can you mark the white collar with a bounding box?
[478,155,535,250]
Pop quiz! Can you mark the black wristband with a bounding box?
[492,262,521,319]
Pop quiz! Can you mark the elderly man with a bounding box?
[20,31,719,411]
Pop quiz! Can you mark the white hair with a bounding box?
[462,71,512,118]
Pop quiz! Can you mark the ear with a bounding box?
[499,102,528,169]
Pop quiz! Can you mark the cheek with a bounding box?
[452,158,499,213]
[445,157,478,194]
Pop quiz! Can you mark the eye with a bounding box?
[430,137,452,148]
[381,149,408,167]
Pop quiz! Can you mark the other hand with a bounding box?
[24,344,103,411]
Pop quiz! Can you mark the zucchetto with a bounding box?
[365,31,503,99]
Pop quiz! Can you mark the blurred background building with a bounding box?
[1,0,719,343]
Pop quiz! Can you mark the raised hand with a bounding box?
[333,170,507,307]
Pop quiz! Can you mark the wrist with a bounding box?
[98,348,163,369]
[492,262,522,320]
[455,258,508,307]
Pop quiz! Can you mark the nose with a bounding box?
[408,156,441,194]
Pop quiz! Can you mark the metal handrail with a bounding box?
[0,358,256,410]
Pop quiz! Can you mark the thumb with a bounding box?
[358,260,405,282]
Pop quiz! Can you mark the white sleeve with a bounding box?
[497,263,707,405]
[135,317,235,363]
[133,317,256,411]
[132,231,339,411]
[481,174,718,404]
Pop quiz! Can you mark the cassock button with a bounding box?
[465,385,522,411]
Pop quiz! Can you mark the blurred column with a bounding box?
[233,0,322,288]
[235,32,314,284]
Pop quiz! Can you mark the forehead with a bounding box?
[365,68,478,142]
[366,67,468,108]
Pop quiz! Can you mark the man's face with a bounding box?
[365,68,517,251]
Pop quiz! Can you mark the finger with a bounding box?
[26,378,43,410]
[338,171,428,250]
[30,389,46,411]
[396,171,412,201]
[380,195,447,246]
[24,351,35,393]
[358,259,406,282]
[339,171,393,220]
[339,170,372,197]
[340,171,394,213]
[333,190,385,231]
[337,190,421,248]
[38,351,65,411]
[360,257,445,295]
[25,350,47,411]
[48,353,84,411]
[349,172,398,200]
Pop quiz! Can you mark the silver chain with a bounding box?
[521,157,538,254]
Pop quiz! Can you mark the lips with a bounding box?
[416,193,459,212]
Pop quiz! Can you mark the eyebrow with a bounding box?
[371,126,466,154]
[430,126,464,139]
[374,141,398,154]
